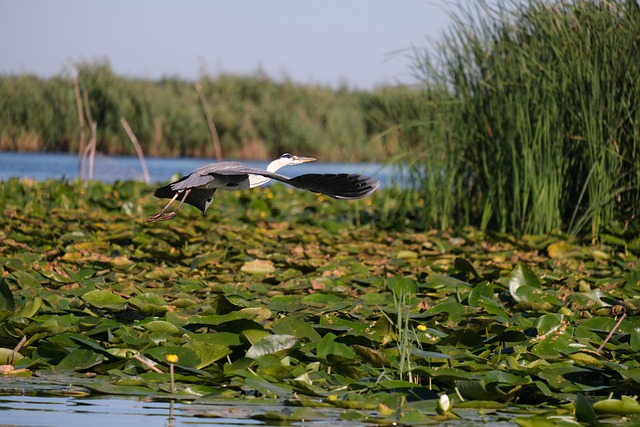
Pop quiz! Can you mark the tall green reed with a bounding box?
[401,0,640,239]
[385,277,421,383]
[372,85,469,229]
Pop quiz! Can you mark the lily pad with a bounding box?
[241,260,276,274]
[82,289,127,309]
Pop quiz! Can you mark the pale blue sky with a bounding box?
[0,0,455,90]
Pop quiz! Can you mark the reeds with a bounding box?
[399,0,640,239]
[0,62,394,162]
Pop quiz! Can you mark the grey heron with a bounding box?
[146,153,379,222]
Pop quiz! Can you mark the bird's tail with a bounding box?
[286,173,379,199]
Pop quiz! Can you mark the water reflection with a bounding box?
[0,395,266,427]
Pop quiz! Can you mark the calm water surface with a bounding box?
[0,152,396,186]
[0,393,373,427]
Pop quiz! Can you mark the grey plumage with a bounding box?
[146,154,379,222]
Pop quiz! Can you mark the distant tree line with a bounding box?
[0,62,425,162]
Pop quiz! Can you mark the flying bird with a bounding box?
[146,153,379,222]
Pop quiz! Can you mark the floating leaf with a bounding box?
[508,263,541,302]
[424,273,472,290]
[144,346,200,368]
[56,348,104,372]
[0,348,23,365]
[0,278,15,311]
[246,334,297,359]
[592,396,640,415]
[575,394,597,425]
[241,329,271,346]
[143,320,181,335]
[272,316,321,341]
[530,314,575,357]
[128,293,169,316]
[8,271,42,289]
[301,293,349,309]
[244,373,292,398]
[316,333,355,360]
[82,289,127,309]
[184,340,231,369]
[241,260,276,274]
[515,415,581,427]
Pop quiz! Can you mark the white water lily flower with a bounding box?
[438,394,451,413]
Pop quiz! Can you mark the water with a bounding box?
[0,394,278,427]
[0,152,395,187]
[0,394,374,427]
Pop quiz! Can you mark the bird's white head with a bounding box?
[267,153,316,172]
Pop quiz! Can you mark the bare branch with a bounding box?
[596,311,626,354]
[195,82,223,160]
[79,89,98,180]
[72,66,86,165]
[10,335,27,365]
[132,354,164,373]
[120,117,151,183]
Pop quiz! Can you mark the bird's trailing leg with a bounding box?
[145,189,192,222]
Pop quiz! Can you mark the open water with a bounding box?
[0,152,395,186]
[0,393,347,427]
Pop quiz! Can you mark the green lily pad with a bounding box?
[143,320,181,334]
[0,278,16,311]
[272,315,322,341]
[144,346,200,368]
[592,396,640,415]
[56,348,104,372]
[246,334,297,359]
[241,260,276,274]
[316,333,355,360]
[82,289,127,309]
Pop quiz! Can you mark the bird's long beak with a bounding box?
[294,156,316,163]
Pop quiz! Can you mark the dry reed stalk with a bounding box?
[596,312,626,354]
[72,67,86,164]
[10,335,27,365]
[132,354,163,373]
[80,90,97,180]
[195,82,223,160]
[120,117,151,183]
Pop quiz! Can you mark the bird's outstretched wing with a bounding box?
[285,173,379,199]
[152,169,379,214]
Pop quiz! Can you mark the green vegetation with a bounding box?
[2,1,640,424]
[0,63,409,162]
[2,1,638,240]
[0,179,639,425]
[393,0,640,238]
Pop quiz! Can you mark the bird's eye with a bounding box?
[281,153,293,158]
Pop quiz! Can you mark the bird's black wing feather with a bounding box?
[286,173,379,199]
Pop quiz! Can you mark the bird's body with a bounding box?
[146,153,379,222]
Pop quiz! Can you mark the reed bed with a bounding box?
[397,0,640,239]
